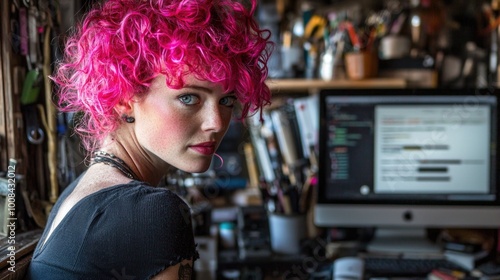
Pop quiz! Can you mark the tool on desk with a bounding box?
[236,206,272,259]
[430,267,467,279]
[334,257,364,280]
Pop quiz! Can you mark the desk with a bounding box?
[217,248,332,279]
[194,236,500,280]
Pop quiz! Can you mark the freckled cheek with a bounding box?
[164,114,192,137]
[137,109,194,151]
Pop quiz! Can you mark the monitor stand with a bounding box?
[366,227,442,256]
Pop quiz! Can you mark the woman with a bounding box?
[26,0,271,279]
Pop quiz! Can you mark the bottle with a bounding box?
[409,0,424,56]
[410,0,445,56]
[219,222,236,249]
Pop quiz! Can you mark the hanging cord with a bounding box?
[42,14,58,204]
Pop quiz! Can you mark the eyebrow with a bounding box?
[184,84,236,96]
[183,84,213,93]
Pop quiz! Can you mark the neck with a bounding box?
[99,129,173,186]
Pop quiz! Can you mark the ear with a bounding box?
[114,99,135,118]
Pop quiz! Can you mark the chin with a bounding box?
[179,162,212,174]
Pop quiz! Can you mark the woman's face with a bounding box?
[132,74,236,173]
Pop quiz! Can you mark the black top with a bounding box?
[26,175,199,279]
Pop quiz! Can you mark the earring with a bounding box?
[122,115,135,123]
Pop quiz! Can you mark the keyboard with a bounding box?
[364,257,467,277]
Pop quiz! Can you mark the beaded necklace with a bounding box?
[91,151,139,180]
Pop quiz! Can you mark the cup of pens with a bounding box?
[260,173,315,255]
[268,213,307,255]
[344,50,378,80]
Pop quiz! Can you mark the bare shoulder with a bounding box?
[76,164,133,194]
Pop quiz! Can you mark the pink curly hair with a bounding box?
[53,0,272,152]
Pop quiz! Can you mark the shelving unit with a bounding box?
[266,78,407,94]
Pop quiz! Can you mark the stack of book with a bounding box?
[444,250,489,271]
[442,242,490,271]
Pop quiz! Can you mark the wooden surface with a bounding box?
[266,78,407,94]
[0,229,42,275]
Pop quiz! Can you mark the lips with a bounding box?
[189,141,216,155]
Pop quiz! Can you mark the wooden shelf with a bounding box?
[266,78,407,94]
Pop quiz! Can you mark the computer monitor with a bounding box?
[314,88,500,253]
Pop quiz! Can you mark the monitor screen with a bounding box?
[315,88,500,230]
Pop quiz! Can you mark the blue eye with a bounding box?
[220,96,237,107]
[179,94,200,105]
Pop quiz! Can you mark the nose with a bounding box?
[201,104,229,133]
